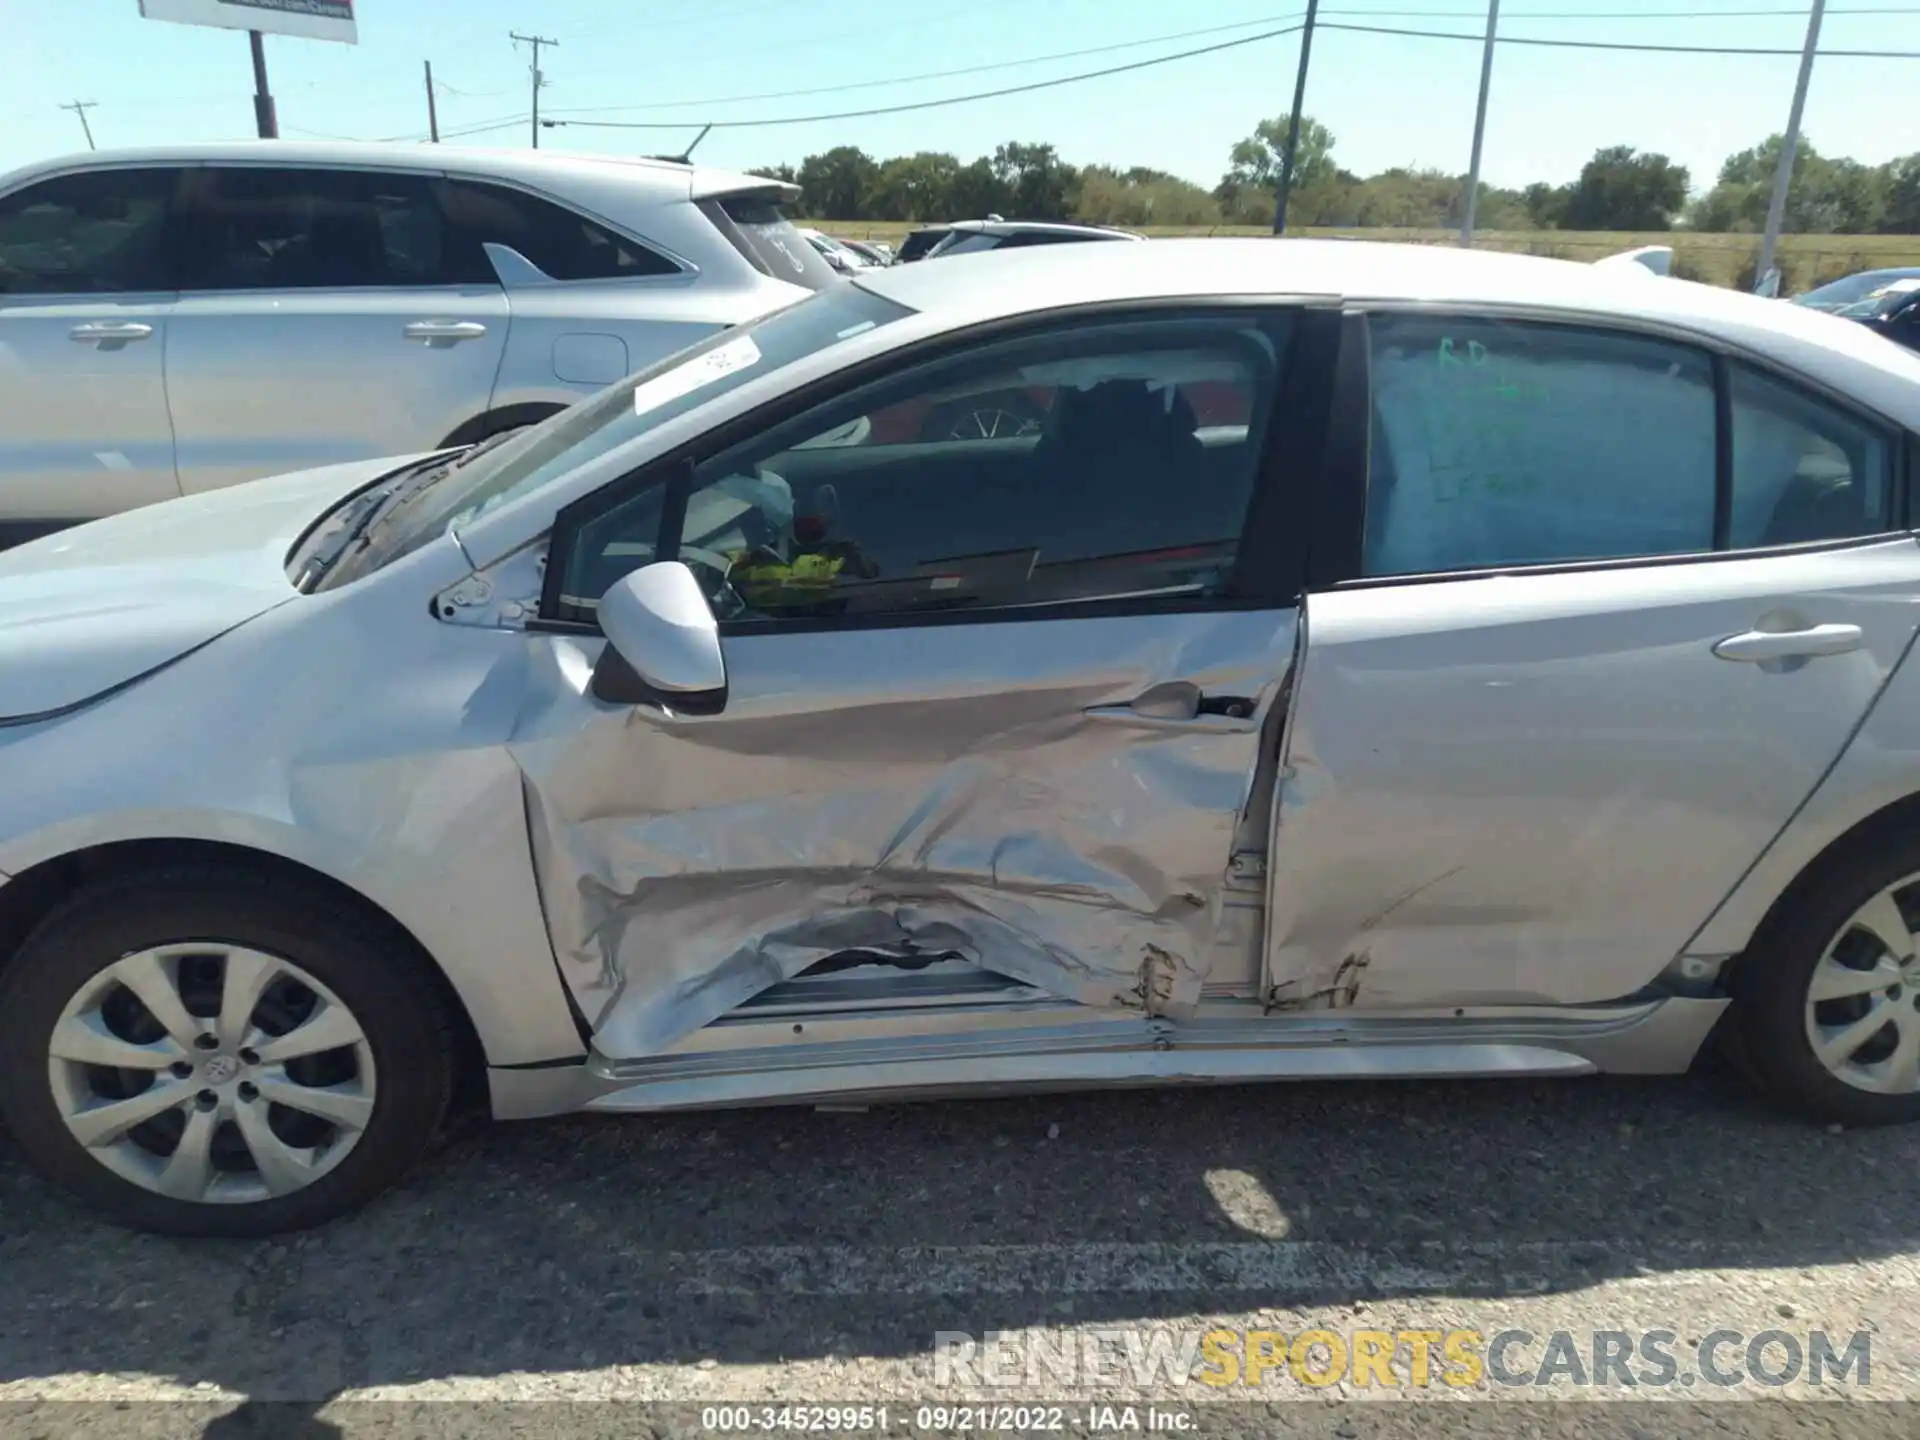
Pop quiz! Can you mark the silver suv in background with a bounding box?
[0,143,834,545]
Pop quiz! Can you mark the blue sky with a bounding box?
[2,1,1917,195]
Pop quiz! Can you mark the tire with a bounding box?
[0,865,455,1237]
[1727,833,1920,1127]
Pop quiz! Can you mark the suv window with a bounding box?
[1364,313,1899,578]
[176,167,454,290]
[697,192,839,291]
[437,179,680,282]
[551,313,1286,624]
[0,167,178,295]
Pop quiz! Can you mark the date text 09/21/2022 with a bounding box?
[698,1406,1193,1432]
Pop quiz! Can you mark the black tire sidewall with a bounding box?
[1734,842,1920,1128]
[0,869,453,1238]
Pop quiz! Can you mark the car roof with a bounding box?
[0,142,798,205]
[856,237,1920,426]
[944,219,1141,240]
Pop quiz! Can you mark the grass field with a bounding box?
[811,222,1920,293]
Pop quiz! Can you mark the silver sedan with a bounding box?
[4,237,1920,1237]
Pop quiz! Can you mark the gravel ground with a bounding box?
[3,1066,1919,1437]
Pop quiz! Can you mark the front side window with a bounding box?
[175,167,452,290]
[551,313,1287,624]
[0,167,178,295]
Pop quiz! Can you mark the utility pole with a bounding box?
[1272,0,1320,235]
[1754,0,1826,295]
[248,30,278,139]
[1460,0,1500,246]
[60,100,98,151]
[424,60,440,142]
[510,32,557,148]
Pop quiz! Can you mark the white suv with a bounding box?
[0,142,835,546]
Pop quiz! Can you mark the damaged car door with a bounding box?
[512,306,1324,1058]
[1267,308,1920,1013]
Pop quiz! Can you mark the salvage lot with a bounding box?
[5,1066,1920,1433]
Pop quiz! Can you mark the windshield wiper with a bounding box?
[301,430,526,590]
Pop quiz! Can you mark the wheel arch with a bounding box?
[438,401,569,449]
[0,837,491,1112]
[1723,789,1920,983]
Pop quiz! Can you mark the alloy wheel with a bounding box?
[1805,878,1920,1094]
[45,943,377,1204]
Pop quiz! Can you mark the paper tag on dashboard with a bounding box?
[632,335,763,416]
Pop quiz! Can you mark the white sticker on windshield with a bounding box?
[632,334,763,416]
[1874,278,1920,297]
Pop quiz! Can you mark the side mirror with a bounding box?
[590,561,727,714]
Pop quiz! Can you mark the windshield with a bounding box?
[1797,271,1920,312]
[1837,279,1920,320]
[315,284,912,585]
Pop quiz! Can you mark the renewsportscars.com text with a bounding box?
[932,1326,1874,1390]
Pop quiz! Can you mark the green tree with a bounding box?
[989,142,1080,219]
[1074,165,1219,227]
[1215,114,1338,224]
[1560,146,1690,230]
[948,156,1008,218]
[1884,154,1920,233]
[795,146,881,220]
[868,151,962,221]
[745,162,797,184]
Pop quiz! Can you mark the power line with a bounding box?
[1319,18,1920,56]
[544,13,1305,118]
[541,12,1920,136]
[543,22,1308,131]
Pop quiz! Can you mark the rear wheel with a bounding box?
[1729,838,1920,1126]
[918,392,1043,443]
[0,866,455,1236]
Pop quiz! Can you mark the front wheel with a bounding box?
[1728,837,1920,1127]
[0,866,456,1237]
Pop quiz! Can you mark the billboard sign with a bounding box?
[138,0,357,45]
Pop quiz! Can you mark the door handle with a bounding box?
[403,320,488,344]
[1712,623,1865,663]
[69,321,153,346]
[1084,681,1259,731]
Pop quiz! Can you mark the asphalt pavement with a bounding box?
[3,1064,1919,1437]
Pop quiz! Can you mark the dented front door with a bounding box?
[509,306,1321,1059]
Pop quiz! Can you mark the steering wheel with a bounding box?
[676,543,747,618]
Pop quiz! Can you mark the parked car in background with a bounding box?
[838,238,893,267]
[1795,268,1920,314]
[922,219,1146,259]
[0,143,833,545]
[7,239,1920,1237]
[1835,281,1920,354]
[895,225,953,263]
[796,227,877,275]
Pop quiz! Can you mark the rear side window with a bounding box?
[1365,315,1717,576]
[176,167,454,290]
[698,192,838,291]
[1363,313,1901,578]
[0,167,179,295]
[1728,364,1894,547]
[437,179,680,282]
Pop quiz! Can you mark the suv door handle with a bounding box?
[1713,623,1865,663]
[69,321,154,346]
[403,320,488,344]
